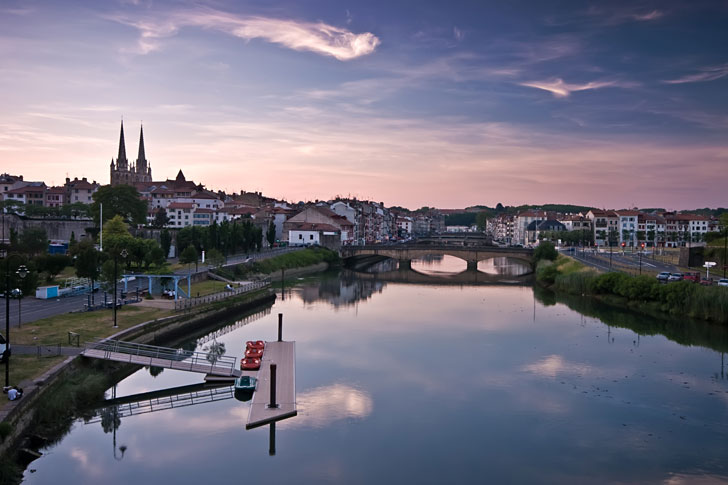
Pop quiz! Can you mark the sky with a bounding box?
[1,0,727,210]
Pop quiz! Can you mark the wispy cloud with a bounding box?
[662,63,728,84]
[109,7,380,60]
[519,78,621,97]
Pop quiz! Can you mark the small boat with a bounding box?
[245,347,264,359]
[240,357,261,370]
[235,375,257,392]
[246,340,265,350]
[234,376,257,402]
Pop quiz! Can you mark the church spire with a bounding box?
[136,124,147,173]
[117,120,128,169]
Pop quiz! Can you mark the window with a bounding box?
[310,234,314,240]
[298,234,303,240]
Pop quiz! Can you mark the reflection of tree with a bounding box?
[148,366,164,377]
[205,341,227,365]
[534,287,728,353]
[99,406,121,434]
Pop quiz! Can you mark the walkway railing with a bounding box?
[174,278,270,312]
[84,339,238,376]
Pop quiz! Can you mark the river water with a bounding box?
[24,257,728,484]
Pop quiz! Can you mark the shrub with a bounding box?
[533,242,558,263]
[536,260,559,285]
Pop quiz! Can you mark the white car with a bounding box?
[718,279,728,287]
[656,272,671,281]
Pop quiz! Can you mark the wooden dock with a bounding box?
[246,341,297,429]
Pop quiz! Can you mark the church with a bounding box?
[110,121,152,185]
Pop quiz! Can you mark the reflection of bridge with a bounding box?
[352,268,533,286]
[87,383,235,423]
[341,244,534,271]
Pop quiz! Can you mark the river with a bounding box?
[23,256,728,484]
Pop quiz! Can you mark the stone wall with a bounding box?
[1,213,94,243]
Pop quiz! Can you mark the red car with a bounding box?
[683,272,700,283]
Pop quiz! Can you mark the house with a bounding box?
[64,177,99,205]
[284,206,354,244]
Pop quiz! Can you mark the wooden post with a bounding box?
[269,363,278,408]
[278,313,283,342]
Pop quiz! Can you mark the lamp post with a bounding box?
[639,243,645,275]
[11,288,22,328]
[3,256,27,388]
[113,249,128,328]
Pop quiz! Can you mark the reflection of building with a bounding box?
[296,272,386,308]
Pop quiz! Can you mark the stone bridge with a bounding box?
[341,244,534,271]
[351,267,533,286]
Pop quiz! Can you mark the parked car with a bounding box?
[0,334,6,363]
[700,278,714,286]
[683,272,700,283]
[668,273,684,282]
[656,272,671,281]
[718,279,728,287]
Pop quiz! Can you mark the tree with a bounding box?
[73,240,101,303]
[533,241,558,262]
[19,227,48,256]
[266,221,276,247]
[37,254,72,283]
[160,229,172,259]
[152,208,170,229]
[207,248,225,269]
[179,245,199,267]
[475,212,487,232]
[102,215,135,256]
[91,184,147,227]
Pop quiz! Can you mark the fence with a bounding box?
[174,278,270,312]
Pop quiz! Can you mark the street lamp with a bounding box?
[639,243,645,275]
[113,249,128,328]
[3,257,27,388]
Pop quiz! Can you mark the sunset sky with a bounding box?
[1,0,726,210]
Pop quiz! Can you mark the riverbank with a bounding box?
[536,254,728,323]
[0,287,276,480]
[214,247,339,282]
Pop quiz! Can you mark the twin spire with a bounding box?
[114,120,148,174]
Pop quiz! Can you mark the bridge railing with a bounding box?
[86,339,237,375]
[174,278,270,312]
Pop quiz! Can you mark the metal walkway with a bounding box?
[82,339,241,377]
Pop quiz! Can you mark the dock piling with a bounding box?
[278,313,283,342]
[269,363,278,408]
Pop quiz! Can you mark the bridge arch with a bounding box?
[341,245,535,272]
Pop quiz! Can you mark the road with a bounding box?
[561,247,681,275]
[0,247,301,329]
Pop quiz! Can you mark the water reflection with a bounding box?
[294,271,386,308]
[411,254,466,275]
[280,384,373,429]
[24,272,728,484]
[478,256,531,276]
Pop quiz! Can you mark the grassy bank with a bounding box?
[215,248,339,280]
[536,254,728,323]
[12,306,172,347]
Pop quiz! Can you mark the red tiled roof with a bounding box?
[289,222,340,232]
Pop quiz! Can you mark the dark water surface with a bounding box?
[24,259,728,484]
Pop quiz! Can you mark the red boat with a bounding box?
[240,357,261,370]
[245,347,264,359]
[246,340,265,350]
